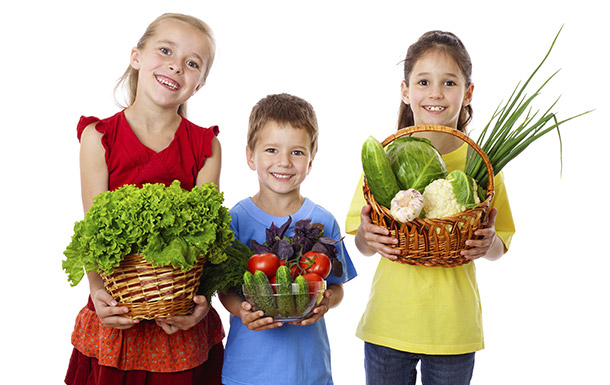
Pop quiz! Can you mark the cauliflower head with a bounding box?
[422,177,481,219]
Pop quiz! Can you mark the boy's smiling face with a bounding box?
[246,120,313,199]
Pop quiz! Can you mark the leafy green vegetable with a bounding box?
[447,170,478,207]
[62,181,233,287]
[465,26,593,189]
[198,238,252,301]
[386,136,447,193]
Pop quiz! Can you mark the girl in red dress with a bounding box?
[65,13,224,385]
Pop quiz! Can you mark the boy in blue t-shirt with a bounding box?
[219,93,357,385]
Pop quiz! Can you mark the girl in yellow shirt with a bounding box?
[348,31,515,385]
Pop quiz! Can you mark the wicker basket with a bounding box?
[100,254,206,319]
[363,125,495,267]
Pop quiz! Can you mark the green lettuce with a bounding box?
[62,181,233,287]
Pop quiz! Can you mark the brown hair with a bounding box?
[398,30,473,133]
[247,93,319,157]
[114,13,216,117]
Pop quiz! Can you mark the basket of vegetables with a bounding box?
[62,181,234,319]
[362,124,494,267]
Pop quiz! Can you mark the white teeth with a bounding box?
[425,106,445,112]
[156,76,179,90]
[272,173,291,179]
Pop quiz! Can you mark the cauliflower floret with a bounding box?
[422,179,466,219]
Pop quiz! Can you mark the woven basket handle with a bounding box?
[381,125,495,197]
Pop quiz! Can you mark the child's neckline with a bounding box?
[121,110,184,154]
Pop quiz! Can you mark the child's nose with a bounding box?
[169,62,183,74]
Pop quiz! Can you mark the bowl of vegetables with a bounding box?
[240,216,343,321]
[243,269,327,321]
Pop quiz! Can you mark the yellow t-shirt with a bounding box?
[348,144,515,354]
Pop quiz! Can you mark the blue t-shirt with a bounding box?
[221,197,357,385]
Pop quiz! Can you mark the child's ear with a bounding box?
[246,146,256,170]
[130,47,141,70]
[306,156,314,175]
[400,80,410,105]
[463,82,475,107]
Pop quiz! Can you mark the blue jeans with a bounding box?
[364,342,475,385]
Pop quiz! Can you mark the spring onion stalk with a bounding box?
[465,26,593,190]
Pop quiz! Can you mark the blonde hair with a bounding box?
[247,93,319,157]
[114,13,216,117]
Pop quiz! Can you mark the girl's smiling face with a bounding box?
[246,121,313,199]
[130,19,210,109]
[401,50,474,129]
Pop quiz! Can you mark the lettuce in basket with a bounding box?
[62,181,234,287]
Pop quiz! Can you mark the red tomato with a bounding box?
[248,253,280,278]
[299,251,331,278]
[301,272,325,295]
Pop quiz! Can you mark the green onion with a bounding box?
[465,25,593,190]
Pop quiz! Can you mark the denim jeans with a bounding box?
[364,342,475,385]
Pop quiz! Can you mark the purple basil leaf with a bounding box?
[274,239,294,260]
[277,216,292,239]
[332,258,343,277]
[318,236,341,245]
[250,240,270,254]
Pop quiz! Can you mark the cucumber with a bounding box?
[361,136,400,208]
[243,271,264,311]
[253,270,278,317]
[276,265,296,317]
[295,275,310,315]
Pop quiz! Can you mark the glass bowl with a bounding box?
[242,280,327,322]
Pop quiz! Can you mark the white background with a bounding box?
[1,1,608,384]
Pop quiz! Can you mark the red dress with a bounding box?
[65,111,225,385]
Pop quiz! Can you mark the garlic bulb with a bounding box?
[390,189,425,223]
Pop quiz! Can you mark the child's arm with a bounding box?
[291,283,344,326]
[461,208,505,261]
[80,124,139,329]
[354,205,401,260]
[196,137,222,188]
[218,291,284,331]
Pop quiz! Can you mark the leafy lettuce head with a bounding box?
[62,181,233,286]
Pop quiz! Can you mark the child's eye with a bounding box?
[444,80,457,86]
[292,150,305,156]
[160,47,171,55]
[264,148,277,154]
[187,60,200,69]
[417,80,429,86]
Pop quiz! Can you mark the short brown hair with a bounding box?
[247,93,319,156]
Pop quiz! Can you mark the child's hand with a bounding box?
[239,301,283,331]
[461,208,503,261]
[155,295,210,335]
[91,288,139,329]
[355,205,401,260]
[289,288,334,327]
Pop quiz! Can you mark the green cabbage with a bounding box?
[447,170,478,207]
[386,137,447,192]
[62,181,234,286]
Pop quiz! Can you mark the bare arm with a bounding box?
[80,123,139,329]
